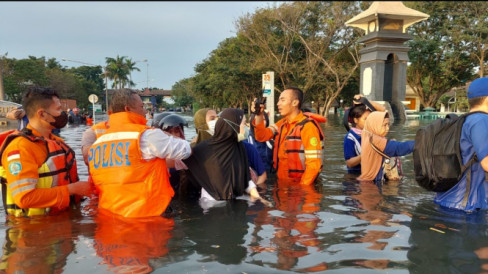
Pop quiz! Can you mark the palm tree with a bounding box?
[105,55,130,89]
[125,59,141,88]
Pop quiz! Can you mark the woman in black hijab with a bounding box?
[183,108,260,201]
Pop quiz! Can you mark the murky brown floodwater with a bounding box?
[1,113,488,273]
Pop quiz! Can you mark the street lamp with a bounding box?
[61,58,109,113]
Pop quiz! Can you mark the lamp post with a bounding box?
[61,58,109,113]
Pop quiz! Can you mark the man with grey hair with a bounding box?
[88,89,191,218]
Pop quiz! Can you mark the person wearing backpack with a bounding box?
[434,77,488,212]
[357,111,414,182]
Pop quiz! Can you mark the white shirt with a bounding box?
[140,128,191,160]
[82,127,191,161]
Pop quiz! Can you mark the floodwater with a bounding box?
[1,113,488,273]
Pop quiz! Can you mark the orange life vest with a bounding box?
[91,121,109,138]
[88,112,173,218]
[274,115,325,178]
[86,117,93,126]
[0,129,78,217]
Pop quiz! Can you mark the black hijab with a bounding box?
[183,108,250,200]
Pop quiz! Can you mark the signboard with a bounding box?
[262,71,275,124]
[88,94,98,104]
[93,104,102,112]
[262,74,272,97]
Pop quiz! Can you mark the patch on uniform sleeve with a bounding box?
[310,137,318,147]
[8,161,22,175]
[7,150,20,162]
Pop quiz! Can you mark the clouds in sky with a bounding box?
[0,1,276,89]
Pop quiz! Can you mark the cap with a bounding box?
[467,77,488,99]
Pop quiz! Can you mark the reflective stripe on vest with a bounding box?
[0,132,76,217]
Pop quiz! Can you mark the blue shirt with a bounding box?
[344,129,362,174]
[374,140,415,182]
[243,141,265,176]
[435,113,488,211]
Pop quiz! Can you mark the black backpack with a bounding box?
[413,112,483,192]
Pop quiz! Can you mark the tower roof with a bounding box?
[346,1,429,32]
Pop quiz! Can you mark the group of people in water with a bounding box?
[1,77,488,220]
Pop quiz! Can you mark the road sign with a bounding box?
[88,94,98,104]
[262,71,275,124]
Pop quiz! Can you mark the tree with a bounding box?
[105,55,129,89]
[454,1,488,77]
[237,2,362,115]
[125,59,141,87]
[192,36,262,112]
[2,56,49,102]
[405,2,475,108]
[171,78,195,109]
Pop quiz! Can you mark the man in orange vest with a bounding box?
[88,89,191,218]
[0,87,92,217]
[252,87,324,185]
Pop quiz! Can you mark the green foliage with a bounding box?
[405,1,482,107]
[104,55,142,89]
[192,35,262,112]
[171,78,195,108]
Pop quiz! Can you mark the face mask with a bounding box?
[46,111,68,129]
[238,126,249,142]
[206,119,217,136]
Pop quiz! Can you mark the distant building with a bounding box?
[140,88,172,109]
[60,99,77,111]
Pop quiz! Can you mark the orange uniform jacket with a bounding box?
[0,125,78,216]
[253,112,324,185]
[92,121,109,138]
[88,112,174,218]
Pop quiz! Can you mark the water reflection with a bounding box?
[248,179,327,272]
[0,211,95,273]
[408,201,488,273]
[93,209,174,273]
[2,114,488,273]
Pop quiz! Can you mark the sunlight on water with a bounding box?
[1,113,488,273]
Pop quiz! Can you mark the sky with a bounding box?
[0,1,279,90]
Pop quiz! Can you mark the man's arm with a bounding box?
[300,123,323,185]
[6,108,25,120]
[140,128,192,160]
[81,127,97,166]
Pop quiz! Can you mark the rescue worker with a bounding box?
[81,112,111,166]
[251,87,325,185]
[0,87,91,217]
[88,89,191,218]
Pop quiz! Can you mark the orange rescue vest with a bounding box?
[92,121,109,138]
[0,129,78,217]
[88,112,173,218]
[274,115,325,178]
